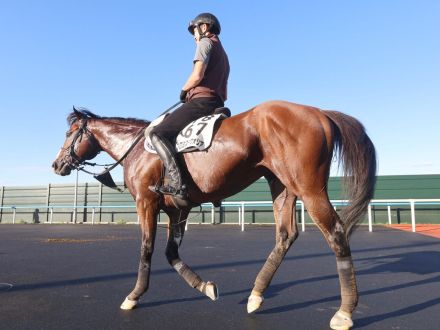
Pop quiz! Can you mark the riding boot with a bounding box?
[148,134,188,199]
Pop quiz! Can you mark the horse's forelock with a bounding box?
[67,112,78,126]
[66,108,100,126]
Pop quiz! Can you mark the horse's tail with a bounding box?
[324,110,377,236]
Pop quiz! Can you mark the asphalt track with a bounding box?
[1,224,439,330]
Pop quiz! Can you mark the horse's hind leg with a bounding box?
[165,209,218,301]
[247,177,298,313]
[302,192,357,330]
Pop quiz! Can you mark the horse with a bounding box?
[52,100,376,330]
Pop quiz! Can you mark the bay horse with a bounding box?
[52,100,376,330]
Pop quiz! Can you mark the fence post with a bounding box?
[92,207,95,225]
[46,184,51,223]
[301,201,305,232]
[237,206,241,227]
[12,206,16,224]
[387,205,392,225]
[368,204,372,232]
[50,207,53,224]
[0,186,4,223]
[241,202,245,231]
[211,204,215,224]
[73,170,79,224]
[83,182,88,223]
[98,182,103,223]
[410,200,416,232]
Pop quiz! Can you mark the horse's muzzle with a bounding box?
[52,160,72,176]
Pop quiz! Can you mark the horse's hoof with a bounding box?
[120,297,138,310]
[247,293,264,313]
[330,310,353,330]
[205,281,219,301]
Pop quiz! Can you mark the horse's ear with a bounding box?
[73,105,82,119]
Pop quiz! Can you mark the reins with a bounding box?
[78,125,146,177]
[72,101,182,191]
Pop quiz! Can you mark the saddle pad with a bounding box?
[144,113,224,154]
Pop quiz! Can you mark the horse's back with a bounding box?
[215,100,330,132]
[189,100,334,166]
[252,100,330,128]
[228,100,334,152]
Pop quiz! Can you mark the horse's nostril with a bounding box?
[52,162,57,170]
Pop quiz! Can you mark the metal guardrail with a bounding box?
[0,205,138,225]
[228,199,440,232]
[1,199,440,233]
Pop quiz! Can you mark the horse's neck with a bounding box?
[88,120,143,161]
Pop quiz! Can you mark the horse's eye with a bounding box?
[66,131,71,138]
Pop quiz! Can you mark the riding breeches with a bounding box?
[150,97,224,141]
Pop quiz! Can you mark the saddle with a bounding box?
[144,107,231,154]
[145,107,230,209]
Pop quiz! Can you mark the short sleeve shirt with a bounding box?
[187,34,229,102]
[193,38,213,64]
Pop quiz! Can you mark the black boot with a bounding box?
[148,134,188,199]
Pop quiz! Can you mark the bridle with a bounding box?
[61,117,145,191]
[61,101,182,191]
[66,120,100,169]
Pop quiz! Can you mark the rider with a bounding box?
[149,13,230,200]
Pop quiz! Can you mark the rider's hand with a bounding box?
[180,90,188,103]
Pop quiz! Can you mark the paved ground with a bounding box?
[1,224,439,330]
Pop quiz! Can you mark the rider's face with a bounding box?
[193,26,200,42]
[193,24,208,42]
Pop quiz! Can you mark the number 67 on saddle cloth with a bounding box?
[144,113,225,154]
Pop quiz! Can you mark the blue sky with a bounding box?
[0,0,439,186]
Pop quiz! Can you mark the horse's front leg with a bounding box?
[120,200,158,310]
[165,209,218,301]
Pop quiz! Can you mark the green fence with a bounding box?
[1,175,440,224]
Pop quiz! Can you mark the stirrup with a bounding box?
[150,184,188,198]
[148,185,160,194]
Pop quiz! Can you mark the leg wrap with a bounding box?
[173,261,203,289]
[254,250,284,293]
[336,256,358,313]
[128,262,151,300]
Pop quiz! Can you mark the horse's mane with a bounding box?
[67,108,151,126]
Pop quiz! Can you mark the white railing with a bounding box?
[0,205,138,225]
[1,199,439,233]
[367,199,440,232]
[222,199,440,232]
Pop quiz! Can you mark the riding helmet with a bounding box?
[188,13,221,35]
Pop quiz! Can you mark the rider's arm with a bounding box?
[182,60,207,91]
[182,38,212,92]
